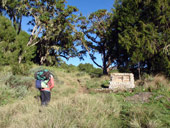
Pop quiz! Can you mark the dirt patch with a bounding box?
[78,85,89,93]
[167,97,170,102]
[125,92,152,103]
[92,88,114,93]
[92,88,134,93]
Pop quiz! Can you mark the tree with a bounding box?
[12,31,36,64]
[0,16,36,65]
[0,16,16,65]
[0,0,7,14]
[113,0,170,77]
[0,0,26,34]
[24,0,83,65]
[78,9,116,74]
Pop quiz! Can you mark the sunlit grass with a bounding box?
[0,66,170,128]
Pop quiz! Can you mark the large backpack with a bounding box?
[34,69,51,89]
[34,69,51,81]
[35,79,49,89]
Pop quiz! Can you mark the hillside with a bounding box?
[0,66,170,128]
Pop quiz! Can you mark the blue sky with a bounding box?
[66,0,114,67]
[67,0,114,16]
[22,0,115,68]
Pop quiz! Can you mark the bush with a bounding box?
[59,63,78,73]
[136,74,170,92]
[1,75,34,105]
[78,63,102,77]
[5,75,34,89]
[11,63,32,76]
[0,85,15,106]
[0,83,29,106]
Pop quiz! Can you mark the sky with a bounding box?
[22,0,115,68]
[67,0,114,16]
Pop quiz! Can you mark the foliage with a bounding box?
[0,84,29,106]
[5,74,34,89]
[113,0,170,77]
[0,16,36,66]
[137,74,170,92]
[0,0,26,34]
[59,63,78,73]
[1,0,85,66]
[0,73,33,106]
[0,67,170,127]
[0,16,16,42]
[0,16,16,65]
[11,63,32,75]
[12,31,36,64]
[78,9,116,74]
[0,0,170,77]
[24,0,83,65]
[78,63,102,77]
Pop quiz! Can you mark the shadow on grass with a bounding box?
[101,84,109,88]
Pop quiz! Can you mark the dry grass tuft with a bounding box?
[136,74,170,91]
[0,93,121,128]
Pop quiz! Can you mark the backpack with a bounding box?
[34,69,51,81]
[35,80,49,89]
[34,69,51,89]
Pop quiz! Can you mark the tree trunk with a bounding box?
[103,67,108,75]
[18,56,22,64]
[147,59,152,74]
[103,54,108,75]
[138,62,141,80]
[102,45,108,75]
[17,15,22,35]
[40,56,46,65]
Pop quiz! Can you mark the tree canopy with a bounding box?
[0,0,169,77]
[0,16,36,65]
[78,9,116,74]
[114,0,170,77]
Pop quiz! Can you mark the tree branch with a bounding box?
[81,38,102,68]
[84,31,100,44]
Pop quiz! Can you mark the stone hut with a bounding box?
[109,73,135,90]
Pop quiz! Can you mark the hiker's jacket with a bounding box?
[40,75,54,92]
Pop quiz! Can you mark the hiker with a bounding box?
[35,70,54,106]
[40,74,54,106]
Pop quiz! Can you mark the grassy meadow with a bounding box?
[0,65,170,128]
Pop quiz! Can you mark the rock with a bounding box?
[125,92,152,103]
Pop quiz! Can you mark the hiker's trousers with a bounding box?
[40,91,51,106]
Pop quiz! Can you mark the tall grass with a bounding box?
[140,74,170,92]
[0,93,121,128]
[0,66,170,128]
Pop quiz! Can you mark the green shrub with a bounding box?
[101,80,110,88]
[0,84,29,106]
[78,63,102,77]
[59,63,78,73]
[65,64,78,73]
[0,86,15,106]
[86,80,100,89]
[90,68,103,77]
[0,69,12,82]
[5,75,34,89]
[78,63,94,73]
[11,63,32,76]
[141,73,154,81]
[0,75,34,105]
[76,72,87,77]
[14,86,28,99]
